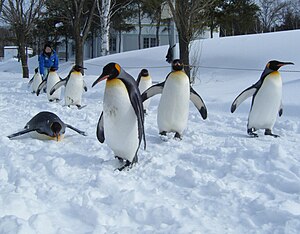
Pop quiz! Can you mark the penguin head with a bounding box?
[72,65,86,73]
[172,59,184,71]
[140,69,149,77]
[267,60,294,71]
[49,66,57,72]
[34,67,39,73]
[92,62,121,87]
[50,122,63,141]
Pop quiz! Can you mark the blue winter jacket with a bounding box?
[38,50,59,76]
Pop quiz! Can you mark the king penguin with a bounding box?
[37,67,62,102]
[92,62,146,171]
[231,60,294,137]
[50,65,87,108]
[137,69,152,113]
[142,59,207,140]
[28,68,42,94]
[7,111,86,141]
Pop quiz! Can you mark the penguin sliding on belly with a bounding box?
[7,111,86,141]
[142,59,207,140]
[231,60,294,137]
[92,62,146,171]
[137,69,152,113]
[50,65,87,109]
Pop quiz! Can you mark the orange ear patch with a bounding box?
[115,63,121,73]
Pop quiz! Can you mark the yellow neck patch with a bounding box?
[106,78,123,87]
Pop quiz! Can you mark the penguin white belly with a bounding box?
[157,72,190,134]
[139,77,152,110]
[248,73,282,130]
[65,76,83,106]
[103,79,139,162]
[32,74,42,93]
[47,73,61,101]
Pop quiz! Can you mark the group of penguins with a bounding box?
[8,59,294,171]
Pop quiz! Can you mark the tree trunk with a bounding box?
[138,3,142,49]
[75,35,84,72]
[98,0,111,56]
[156,21,160,46]
[65,35,68,62]
[18,36,29,78]
[118,30,122,53]
[178,31,190,79]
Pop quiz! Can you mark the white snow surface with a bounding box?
[1,30,300,233]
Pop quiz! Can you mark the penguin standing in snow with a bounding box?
[92,62,146,171]
[37,67,62,102]
[28,68,42,94]
[231,60,294,137]
[137,69,152,113]
[142,59,207,140]
[7,111,86,141]
[50,65,87,108]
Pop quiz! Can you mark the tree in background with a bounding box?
[0,0,45,78]
[142,0,165,46]
[166,0,217,78]
[217,0,259,36]
[45,0,97,68]
[276,0,300,31]
[257,0,288,32]
[96,0,132,56]
[110,2,135,53]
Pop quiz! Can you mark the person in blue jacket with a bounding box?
[38,43,59,79]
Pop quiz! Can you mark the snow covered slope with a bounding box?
[0,30,300,233]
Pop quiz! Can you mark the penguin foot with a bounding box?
[265,129,280,138]
[174,132,182,141]
[159,131,168,141]
[115,156,124,162]
[247,128,258,138]
[117,160,132,171]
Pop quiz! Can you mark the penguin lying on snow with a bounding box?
[36,67,62,102]
[92,62,146,171]
[231,60,294,137]
[50,65,87,109]
[141,59,207,140]
[137,69,152,113]
[7,111,86,141]
[28,68,42,94]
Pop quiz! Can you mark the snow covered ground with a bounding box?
[0,30,300,233]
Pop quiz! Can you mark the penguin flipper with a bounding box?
[66,124,87,136]
[190,87,207,119]
[50,79,66,95]
[7,128,35,139]
[120,77,146,150]
[141,82,165,102]
[28,77,34,87]
[96,111,105,143]
[231,86,257,113]
[36,79,47,96]
[136,73,142,86]
[279,102,283,117]
[83,80,88,92]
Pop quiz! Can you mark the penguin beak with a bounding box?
[92,74,109,87]
[279,62,294,67]
[54,132,60,141]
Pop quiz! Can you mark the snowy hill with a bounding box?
[0,30,300,233]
